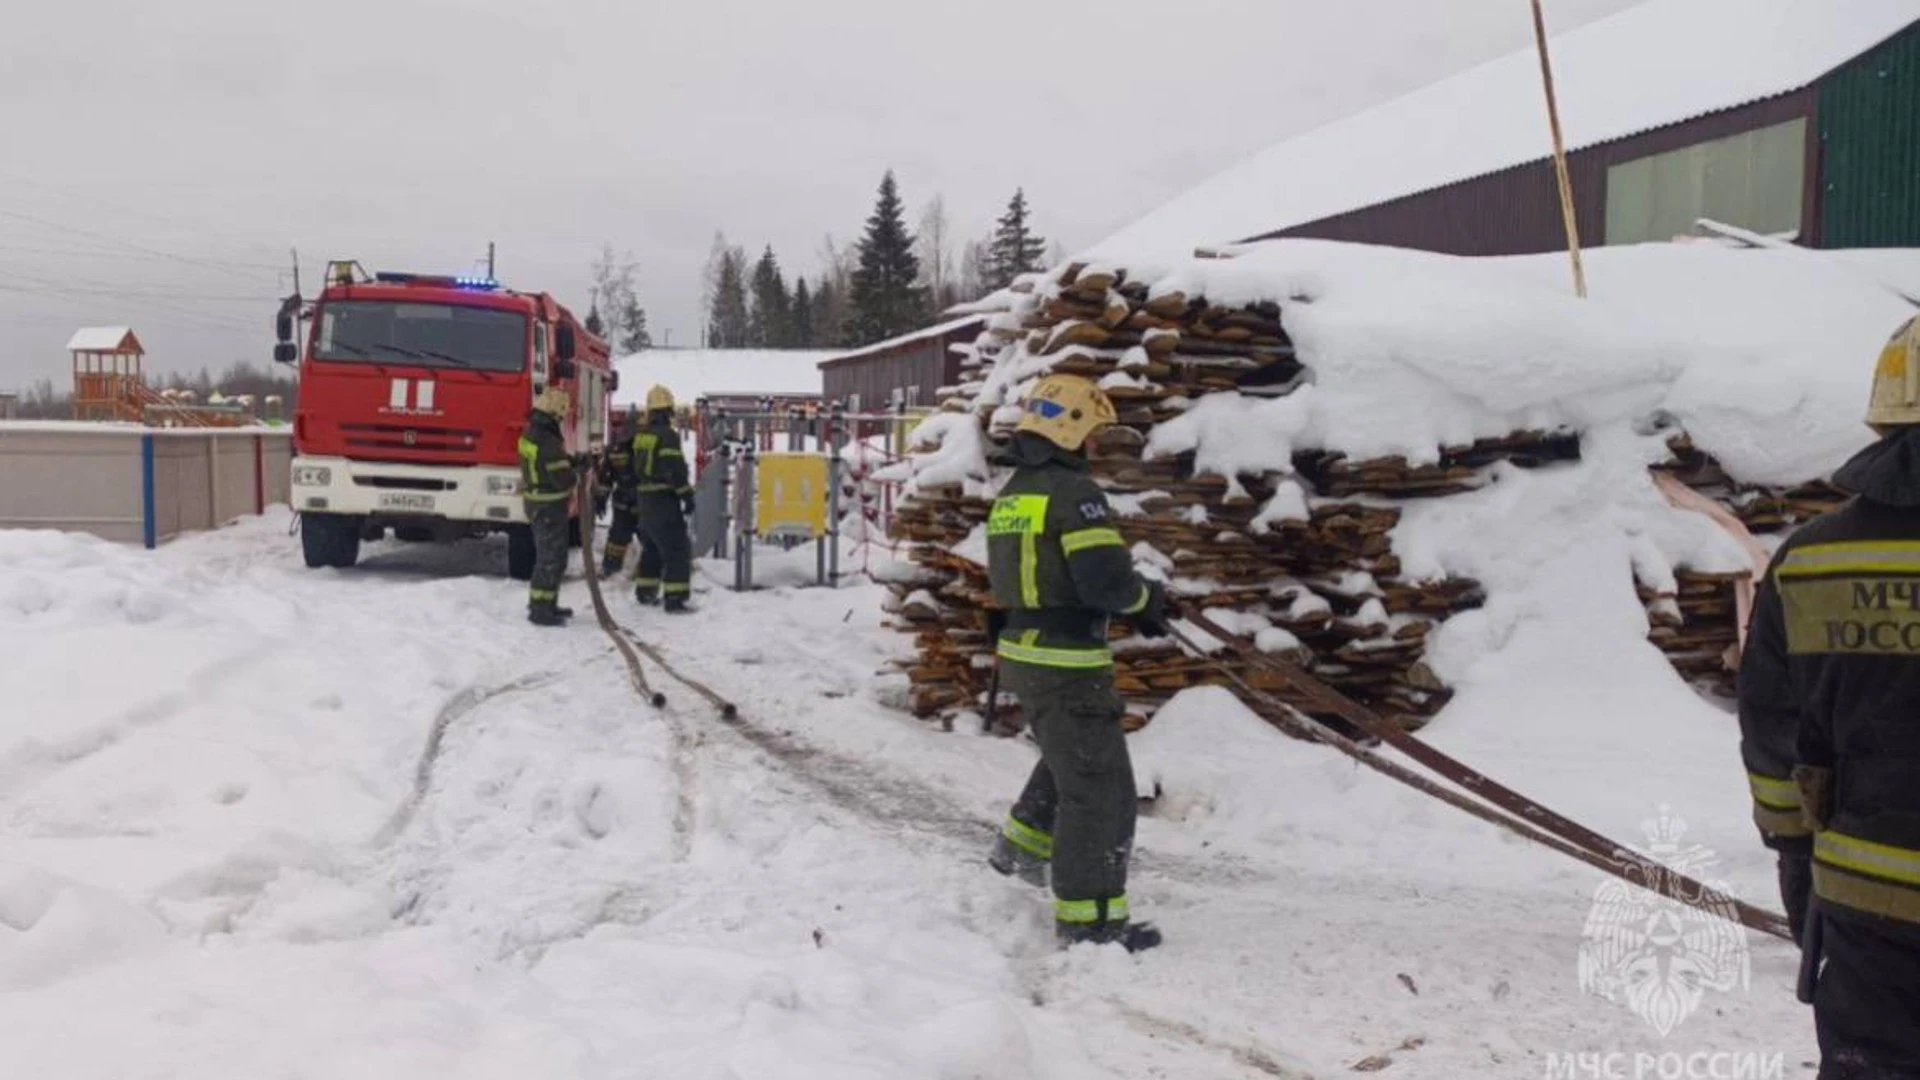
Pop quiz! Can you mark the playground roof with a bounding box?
[66,327,143,354]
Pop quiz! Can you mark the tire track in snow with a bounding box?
[370,667,571,847]
[0,639,281,801]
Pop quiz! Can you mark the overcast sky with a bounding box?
[0,0,1637,386]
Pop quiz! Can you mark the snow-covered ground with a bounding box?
[2,510,1819,1078]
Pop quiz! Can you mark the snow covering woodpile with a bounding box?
[880,239,1920,728]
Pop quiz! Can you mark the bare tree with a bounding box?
[958,239,992,303]
[917,195,957,314]
[590,244,650,351]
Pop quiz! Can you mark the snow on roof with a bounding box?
[612,349,836,407]
[818,315,988,368]
[1090,0,1920,266]
[64,327,140,353]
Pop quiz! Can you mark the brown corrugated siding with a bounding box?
[820,329,973,409]
[1260,89,1821,253]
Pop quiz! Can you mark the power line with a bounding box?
[0,208,285,279]
[0,172,291,262]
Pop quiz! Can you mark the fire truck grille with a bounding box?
[352,476,457,492]
[339,423,483,454]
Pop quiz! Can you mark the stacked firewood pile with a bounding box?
[1658,433,1849,534]
[884,264,1587,733]
[1638,434,1852,697]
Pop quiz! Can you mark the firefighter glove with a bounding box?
[1134,580,1171,639]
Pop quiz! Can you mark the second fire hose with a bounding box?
[1165,605,1793,942]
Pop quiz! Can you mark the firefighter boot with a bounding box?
[528,601,569,627]
[1056,899,1162,954]
[987,833,1049,889]
[664,594,694,615]
[634,583,660,606]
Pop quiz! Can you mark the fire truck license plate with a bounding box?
[378,493,436,512]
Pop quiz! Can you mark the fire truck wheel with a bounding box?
[301,513,362,570]
[506,525,537,581]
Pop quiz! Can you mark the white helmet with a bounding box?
[1866,315,1920,432]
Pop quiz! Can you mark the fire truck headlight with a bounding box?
[487,475,521,496]
[294,465,331,487]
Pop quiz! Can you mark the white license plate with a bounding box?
[378,493,436,512]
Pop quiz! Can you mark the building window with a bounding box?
[1604,117,1807,244]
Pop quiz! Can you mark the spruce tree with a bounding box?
[619,300,651,352]
[792,277,815,347]
[707,248,751,348]
[985,188,1048,291]
[847,171,927,346]
[747,246,792,347]
[584,305,606,339]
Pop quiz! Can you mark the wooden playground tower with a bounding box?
[68,327,243,426]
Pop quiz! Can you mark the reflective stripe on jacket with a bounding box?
[986,433,1150,670]
[1738,440,1920,924]
[632,419,692,496]
[517,408,574,503]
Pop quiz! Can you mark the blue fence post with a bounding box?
[141,432,156,550]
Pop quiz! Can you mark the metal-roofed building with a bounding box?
[1091,0,1920,262]
[818,315,986,411]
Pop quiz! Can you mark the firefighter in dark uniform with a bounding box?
[517,385,578,627]
[598,405,642,577]
[983,373,1170,952]
[1738,315,1920,1079]
[630,385,696,613]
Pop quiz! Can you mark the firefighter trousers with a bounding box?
[999,660,1135,921]
[632,494,691,601]
[603,497,639,572]
[1813,907,1920,1079]
[525,500,572,608]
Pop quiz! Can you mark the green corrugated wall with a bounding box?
[1819,20,1920,247]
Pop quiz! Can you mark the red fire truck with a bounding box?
[275,261,614,579]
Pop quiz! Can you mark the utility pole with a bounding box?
[487,241,496,280]
[1530,0,1587,299]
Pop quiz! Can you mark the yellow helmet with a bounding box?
[1866,316,1920,431]
[534,385,571,417]
[1014,373,1118,451]
[646,384,676,412]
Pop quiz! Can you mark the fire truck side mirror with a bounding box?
[608,370,620,393]
[556,324,577,362]
[274,294,300,344]
[273,343,298,365]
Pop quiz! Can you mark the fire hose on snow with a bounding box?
[1165,604,1794,942]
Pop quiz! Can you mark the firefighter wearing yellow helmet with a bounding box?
[1737,314,1920,1075]
[607,384,696,612]
[985,372,1169,953]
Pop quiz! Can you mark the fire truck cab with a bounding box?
[277,261,614,579]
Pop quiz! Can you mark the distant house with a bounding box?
[1093,0,1920,261]
[0,391,18,421]
[818,315,986,412]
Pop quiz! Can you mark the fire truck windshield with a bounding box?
[314,301,527,373]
